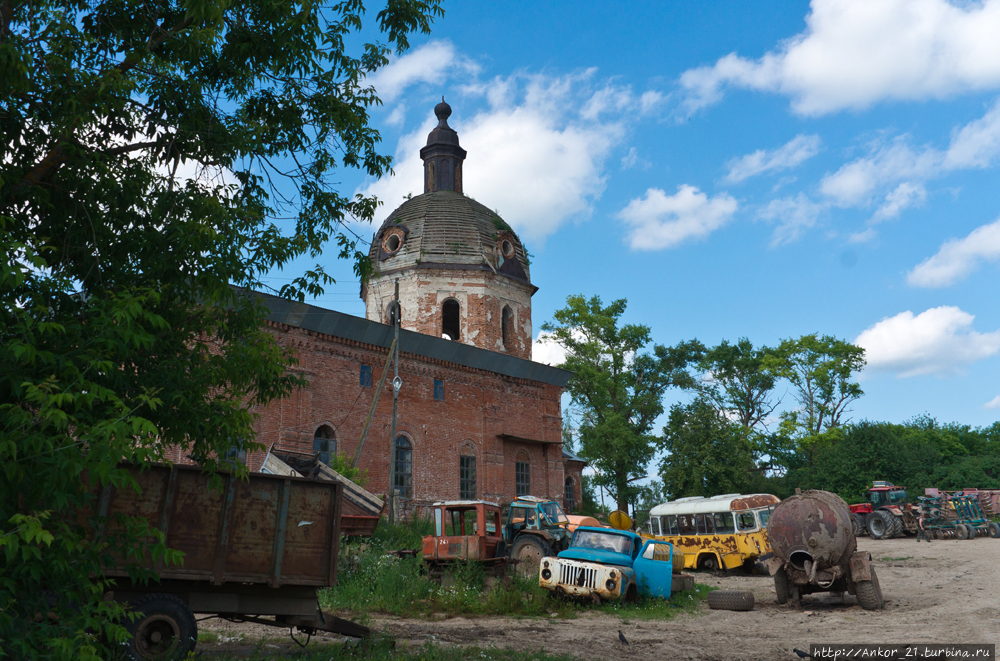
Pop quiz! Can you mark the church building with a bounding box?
[224,101,584,516]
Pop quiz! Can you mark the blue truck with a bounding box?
[537,526,677,603]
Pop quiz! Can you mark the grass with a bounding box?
[323,519,710,622]
[877,556,913,562]
[202,637,577,661]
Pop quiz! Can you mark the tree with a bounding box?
[540,295,702,513]
[698,338,780,433]
[769,334,865,439]
[658,398,756,499]
[0,0,442,656]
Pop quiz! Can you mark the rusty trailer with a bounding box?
[96,464,368,660]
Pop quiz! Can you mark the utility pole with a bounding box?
[388,280,401,524]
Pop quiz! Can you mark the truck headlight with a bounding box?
[541,569,552,580]
[605,579,616,591]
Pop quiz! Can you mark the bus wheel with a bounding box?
[697,554,718,572]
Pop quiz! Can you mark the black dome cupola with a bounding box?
[420,98,467,194]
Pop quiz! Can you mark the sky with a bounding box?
[263,0,1000,432]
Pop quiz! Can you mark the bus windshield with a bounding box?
[540,501,569,524]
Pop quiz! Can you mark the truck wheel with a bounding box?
[956,524,969,540]
[773,570,790,605]
[988,522,1000,538]
[707,590,754,611]
[510,536,553,579]
[855,566,884,611]
[124,593,197,661]
[623,584,638,604]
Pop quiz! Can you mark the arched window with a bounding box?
[501,305,513,349]
[394,436,413,498]
[442,299,460,341]
[386,301,401,326]
[313,425,335,465]
[565,477,576,513]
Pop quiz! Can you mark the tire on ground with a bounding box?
[888,514,904,538]
[773,570,790,605]
[707,589,754,612]
[510,535,553,579]
[852,513,866,537]
[988,522,1000,538]
[956,524,969,540]
[855,566,884,611]
[697,553,719,572]
[965,524,978,539]
[866,511,893,539]
[124,593,197,661]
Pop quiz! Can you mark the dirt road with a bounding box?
[201,535,1000,660]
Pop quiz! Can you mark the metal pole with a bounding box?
[388,280,400,524]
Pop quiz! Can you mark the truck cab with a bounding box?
[538,527,674,603]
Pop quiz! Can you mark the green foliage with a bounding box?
[579,475,607,518]
[207,638,578,661]
[540,295,702,511]
[328,451,369,487]
[0,0,443,655]
[698,338,779,432]
[659,398,756,499]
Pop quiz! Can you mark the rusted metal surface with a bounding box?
[422,502,504,564]
[768,489,856,573]
[540,556,630,600]
[730,494,781,510]
[98,464,342,588]
[849,551,872,582]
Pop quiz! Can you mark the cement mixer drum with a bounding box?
[767,489,856,573]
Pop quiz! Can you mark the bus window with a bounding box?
[756,507,773,528]
[666,515,679,535]
[736,511,756,531]
[648,517,660,536]
[678,514,696,535]
[713,512,735,534]
[696,514,715,535]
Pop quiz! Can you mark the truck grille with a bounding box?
[559,564,597,589]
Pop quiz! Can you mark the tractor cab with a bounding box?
[500,496,573,577]
[869,482,909,509]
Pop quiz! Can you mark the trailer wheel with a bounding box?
[707,590,754,611]
[510,536,553,579]
[956,524,969,540]
[988,522,1000,538]
[124,593,197,661]
[965,524,978,539]
[773,570,790,605]
[855,566,884,611]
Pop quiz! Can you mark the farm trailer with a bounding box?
[96,463,368,660]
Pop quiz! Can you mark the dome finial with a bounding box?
[434,97,452,127]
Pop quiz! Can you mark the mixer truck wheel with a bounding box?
[773,570,790,605]
[855,566,884,611]
[707,590,755,611]
[988,522,1000,538]
[123,593,197,661]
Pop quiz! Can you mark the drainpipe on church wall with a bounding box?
[388,280,400,523]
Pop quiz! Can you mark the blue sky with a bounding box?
[265,0,1000,431]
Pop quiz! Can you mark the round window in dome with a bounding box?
[381,229,404,256]
[500,239,515,259]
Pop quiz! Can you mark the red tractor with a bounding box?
[848,481,918,539]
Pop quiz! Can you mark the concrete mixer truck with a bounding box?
[763,489,884,611]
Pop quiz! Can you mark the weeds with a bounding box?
[203,636,576,660]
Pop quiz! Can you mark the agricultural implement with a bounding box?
[916,493,1000,540]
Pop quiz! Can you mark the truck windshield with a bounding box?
[571,530,632,554]
[540,502,569,524]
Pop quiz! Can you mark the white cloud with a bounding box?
[907,218,1000,287]
[819,138,938,206]
[944,99,1000,168]
[985,395,1000,410]
[367,40,479,103]
[757,194,825,246]
[680,0,1000,115]
[725,134,822,183]
[871,181,926,223]
[855,306,1000,377]
[532,330,568,366]
[360,71,642,242]
[619,185,738,251]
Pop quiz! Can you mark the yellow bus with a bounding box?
[644,493,780,572]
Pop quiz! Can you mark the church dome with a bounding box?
[369,191,531,285]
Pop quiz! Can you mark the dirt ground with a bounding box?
[199,535,1000,660]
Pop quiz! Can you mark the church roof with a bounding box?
[370,191,532,287]
[253,289,571,387]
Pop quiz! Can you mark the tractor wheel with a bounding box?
[123,593,197,661]
[888,514,904,538]
[510,536,553,579]
[956,525,969,540]
[852,513,866,537]
[866,511,893,539]
[773,570,790,605]
[855,566,884,611]
[988,522,1000,539]
[707,590,755,611]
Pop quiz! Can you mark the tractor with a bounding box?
[500,496,574,577]
[848,481,918,539]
